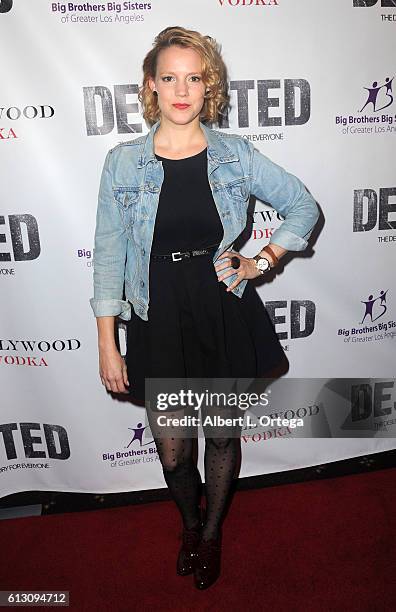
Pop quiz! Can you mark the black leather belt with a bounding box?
[151,243,219,262]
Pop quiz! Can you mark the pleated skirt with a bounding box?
[125,252,286,404]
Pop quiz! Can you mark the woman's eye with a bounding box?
[162,76,174,82]
[190,76,201,82]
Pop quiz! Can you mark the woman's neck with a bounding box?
[153,117,207,156]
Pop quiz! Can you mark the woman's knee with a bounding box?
[161,453,192,472]
[155,440,192,472]
[205,437,234,451]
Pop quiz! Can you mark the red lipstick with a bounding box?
[173,103,190,109]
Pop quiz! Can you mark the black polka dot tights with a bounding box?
[146,408,239,542]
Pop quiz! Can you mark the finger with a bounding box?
[216,251,235,263]
[215,257,232,269]
[214,260,233,272]
[226,275,242,292]
[114,376,128,394]
[217,250,232,259]
[103,379,112,392]
[112,377,125,393]
[122,368,130,392]
[105,376,124,394]
[122,365,129,387]
[101,372,114,391]
[218,269,240,282]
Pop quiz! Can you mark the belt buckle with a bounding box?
[172,251,182,262]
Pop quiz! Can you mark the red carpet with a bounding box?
[1,467,395,611]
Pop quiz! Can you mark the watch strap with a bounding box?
[261,244,279,267]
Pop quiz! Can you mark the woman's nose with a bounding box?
[175,80,188,96]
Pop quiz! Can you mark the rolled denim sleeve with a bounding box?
[89,149,131,321]
[247,141,319,251]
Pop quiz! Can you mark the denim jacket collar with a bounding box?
[136,119,239,169]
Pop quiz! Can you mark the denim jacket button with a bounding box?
[141,248,145,255]
[140,280,145,287]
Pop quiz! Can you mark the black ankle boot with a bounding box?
[176,506,204,576]
[176,523,201,576]
[194,530,222,589]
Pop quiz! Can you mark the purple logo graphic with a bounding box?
[359,76,394,113]
[125,422,153,447]
[360,289,389,324]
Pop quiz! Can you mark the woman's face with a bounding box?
[148,45,207,126]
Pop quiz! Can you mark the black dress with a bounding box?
[125,147,285,403]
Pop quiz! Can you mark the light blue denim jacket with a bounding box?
[90,119,319,322]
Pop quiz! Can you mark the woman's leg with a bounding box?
[146,406,202,530]
[155,435,202,529]
[201,434,239,541]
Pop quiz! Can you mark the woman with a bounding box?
[90,26,319,590]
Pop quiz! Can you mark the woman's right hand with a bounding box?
[99,346,130,394]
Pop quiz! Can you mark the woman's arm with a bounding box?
[255,243,288,266]
[96,316,129,394]
[247,141,320,252]
[215,142,319,288]
[89,149,131,321]
[90,150,130,393]
[97,316,118,351]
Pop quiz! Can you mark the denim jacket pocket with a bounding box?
[224,177,250,202]
[113,187,141,228]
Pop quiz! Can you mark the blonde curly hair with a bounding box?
[138,26,229,126]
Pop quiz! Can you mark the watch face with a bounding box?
[257,257,270,271]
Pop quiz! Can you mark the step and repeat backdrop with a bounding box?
[1,0,395,499]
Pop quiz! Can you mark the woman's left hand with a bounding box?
[214,250,262,292]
